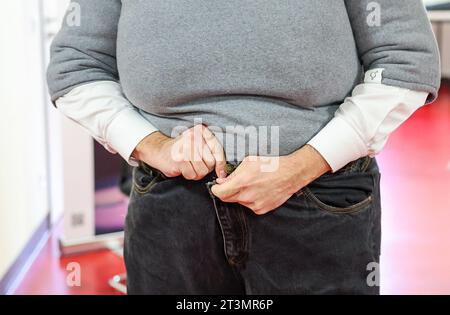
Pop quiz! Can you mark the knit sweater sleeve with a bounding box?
[46,0,121,104]
[344,0,441,103]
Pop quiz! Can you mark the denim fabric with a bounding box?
[124,155,381,295]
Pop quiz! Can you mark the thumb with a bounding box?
[215,176,228,184]
[216,163,240,183]
[215,158,227,179]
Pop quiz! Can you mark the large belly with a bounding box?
[117,0,361,115]
[138,95,340,161]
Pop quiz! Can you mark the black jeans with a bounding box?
[124,155,381,294]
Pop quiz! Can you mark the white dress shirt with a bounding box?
[55,70,429,171]
[56,81,158,166]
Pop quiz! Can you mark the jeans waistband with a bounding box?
[138,155,376,180]
[331,155,376,175]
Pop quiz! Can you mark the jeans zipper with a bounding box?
[205,178,230,262]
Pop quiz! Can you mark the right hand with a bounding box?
[132,124,227,180]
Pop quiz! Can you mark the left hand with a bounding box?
[211,144,332,215]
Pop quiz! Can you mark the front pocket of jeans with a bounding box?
[298,172,375,214]
[302,186,373,214]
[132,167,164,195]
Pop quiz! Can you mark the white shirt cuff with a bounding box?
[106,108,159,166]
[307,116,368,173]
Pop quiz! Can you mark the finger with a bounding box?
[202,127,227,177]
[213,159,243,185]
[240,201,265,215]
[181,130,195,163]
[214,163,240,184]
[239,202,255,211]
[231,189,255,204]
[190,157,209,179]
[215,176,228,184]
[220,189,241,203]
[189,126,210,178]
[179,161,197,180]
[192,125,215,172]
[201,138,216,172]
[180,128,203,170]
[221,194,241,203]
[211,174,241,200]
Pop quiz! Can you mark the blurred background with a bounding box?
[0,0,449,295]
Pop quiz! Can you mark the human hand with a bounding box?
[211,144,331,215]
[132,125,227,180]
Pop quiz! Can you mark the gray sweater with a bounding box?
[47,0,440,160]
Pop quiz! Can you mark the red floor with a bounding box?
[13,83,450,295]
[13,229,125,295]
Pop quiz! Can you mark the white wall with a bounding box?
[0,0,95,281]
[42,0,95,239]
[0,0,49,279]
